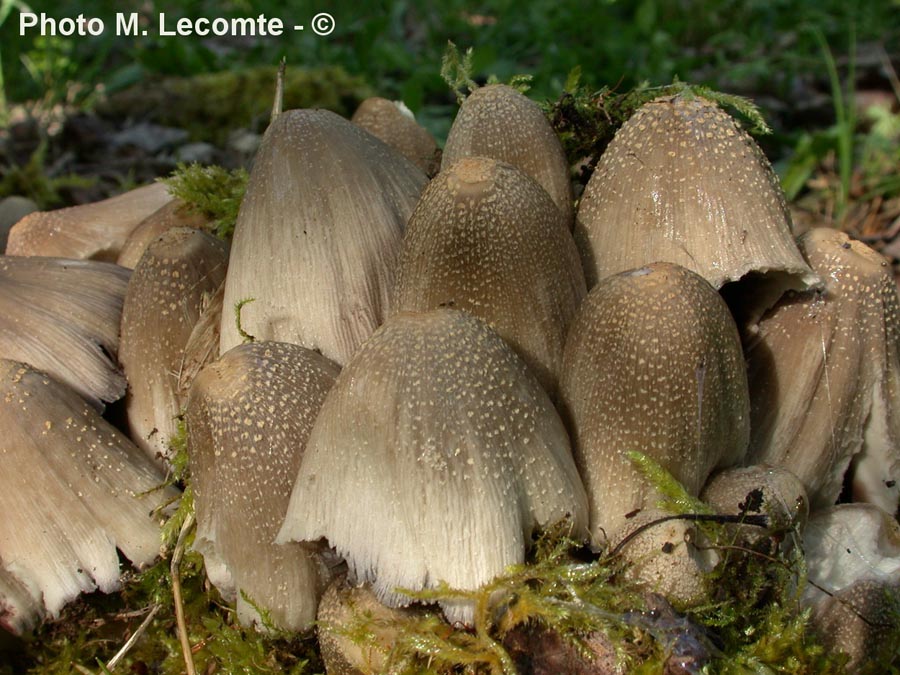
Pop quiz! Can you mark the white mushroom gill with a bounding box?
[277,309,588,625]
[219,109,428,365]
[0,359,177,633]
[187,341,340,632]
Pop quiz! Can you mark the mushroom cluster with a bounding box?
[3,76,899,675]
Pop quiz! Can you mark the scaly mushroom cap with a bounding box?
[187,341,339,631]
[559,262,750,545]
[0,359,177,633]
[393,157,586,394]
[119,227,228,463]
[802,504,900,671]
[117,199,210,269]
[746,228,900,511]
[277,309,589,625]
[6,183,172,261]
[0,255,129,408]
[219,109,428,364]
[442,84,573,224]
[351,97,440,176]
[574,95,817,305]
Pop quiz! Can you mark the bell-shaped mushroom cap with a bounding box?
[393,157,586,395]
[352,97,440,176]
[176,280,224,406]
[117,199,210,269]
[802,504,900,671]
[0,359,177,632]
[442,84,573,224]
[746,228,900,511]
[701,465,808,539]
[6,182,172,261]
[559,262,750,545]
[120,227,228,464]
[574,95,818,306]
[0,255,129,408]
[219,109,428,364]
[277,309,589,625]
[187,341,339,632]
[0,196,37,253]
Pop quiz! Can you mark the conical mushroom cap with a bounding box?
[352,97,440,176]
[574,95,818,305]
[6,183,172,261]
[442,84,573,224]
[277,309,588,625]
[0,255,129,408]
[117,199,210,269]
[0,359,176,631]
[746,228,900,511]
[187,341,339,632]
[219,109,428,364]
[559,262,750,544]
[119,227,228,463]
[393,157,586,394]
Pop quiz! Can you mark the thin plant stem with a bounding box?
[171,512,197,675]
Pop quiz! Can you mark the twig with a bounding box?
[105,604,162,672]
[171,512,197,675]
[271,57,286,124]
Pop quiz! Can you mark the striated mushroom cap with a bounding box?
[0,255,129,408]
[803,504,900,671]
[220,109,427,364]
[277,309,588,625]
[351,97,440,176]
[442,84,573,224]
[117,198,211,269]
[559,262,750,545]
[574,95,818,311]
[119,227,228,464]
[6,182,172,261]
[746,228,900,511]
[393,156,586,394]
[0,359,177,633]
[187,341,339,632]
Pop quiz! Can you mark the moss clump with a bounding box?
[161,162,247,239]
[0,140,95,208]
[97,65,373,143]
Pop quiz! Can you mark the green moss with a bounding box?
[0,140,95,208]
[98,65,373,143]
[161,162,247,240]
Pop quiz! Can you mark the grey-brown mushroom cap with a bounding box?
[0,255,130,408]
[119,227,228,464]
[393,156,586,395]
[219,108,428,365]
[187,341,340,632]
[277,309,589,625]
[117,199,211,269]
[6,182,172,261]
[0,564,42,634]
[442,84,574,224]
[0,359,177,630]
[559,262,750,545]
[746,228,900,511]
[351,97,440,176]
[574,95,818,299]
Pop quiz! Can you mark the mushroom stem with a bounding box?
[171,512,197,675]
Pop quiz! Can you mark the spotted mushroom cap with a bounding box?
[559,262,750,545]
[574,95,818,311]
[351,97,440,176]
[219,109,427,365]
[6,182,172,261]
[746,228,900,511]
[0,255,130,408]
[0,359,177,633]
[119,227,228,464]
[442,84,573,224]
[187,341,339,631]
[277,309,588,625]
[393,156,586,395]
[117,199,210,269]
